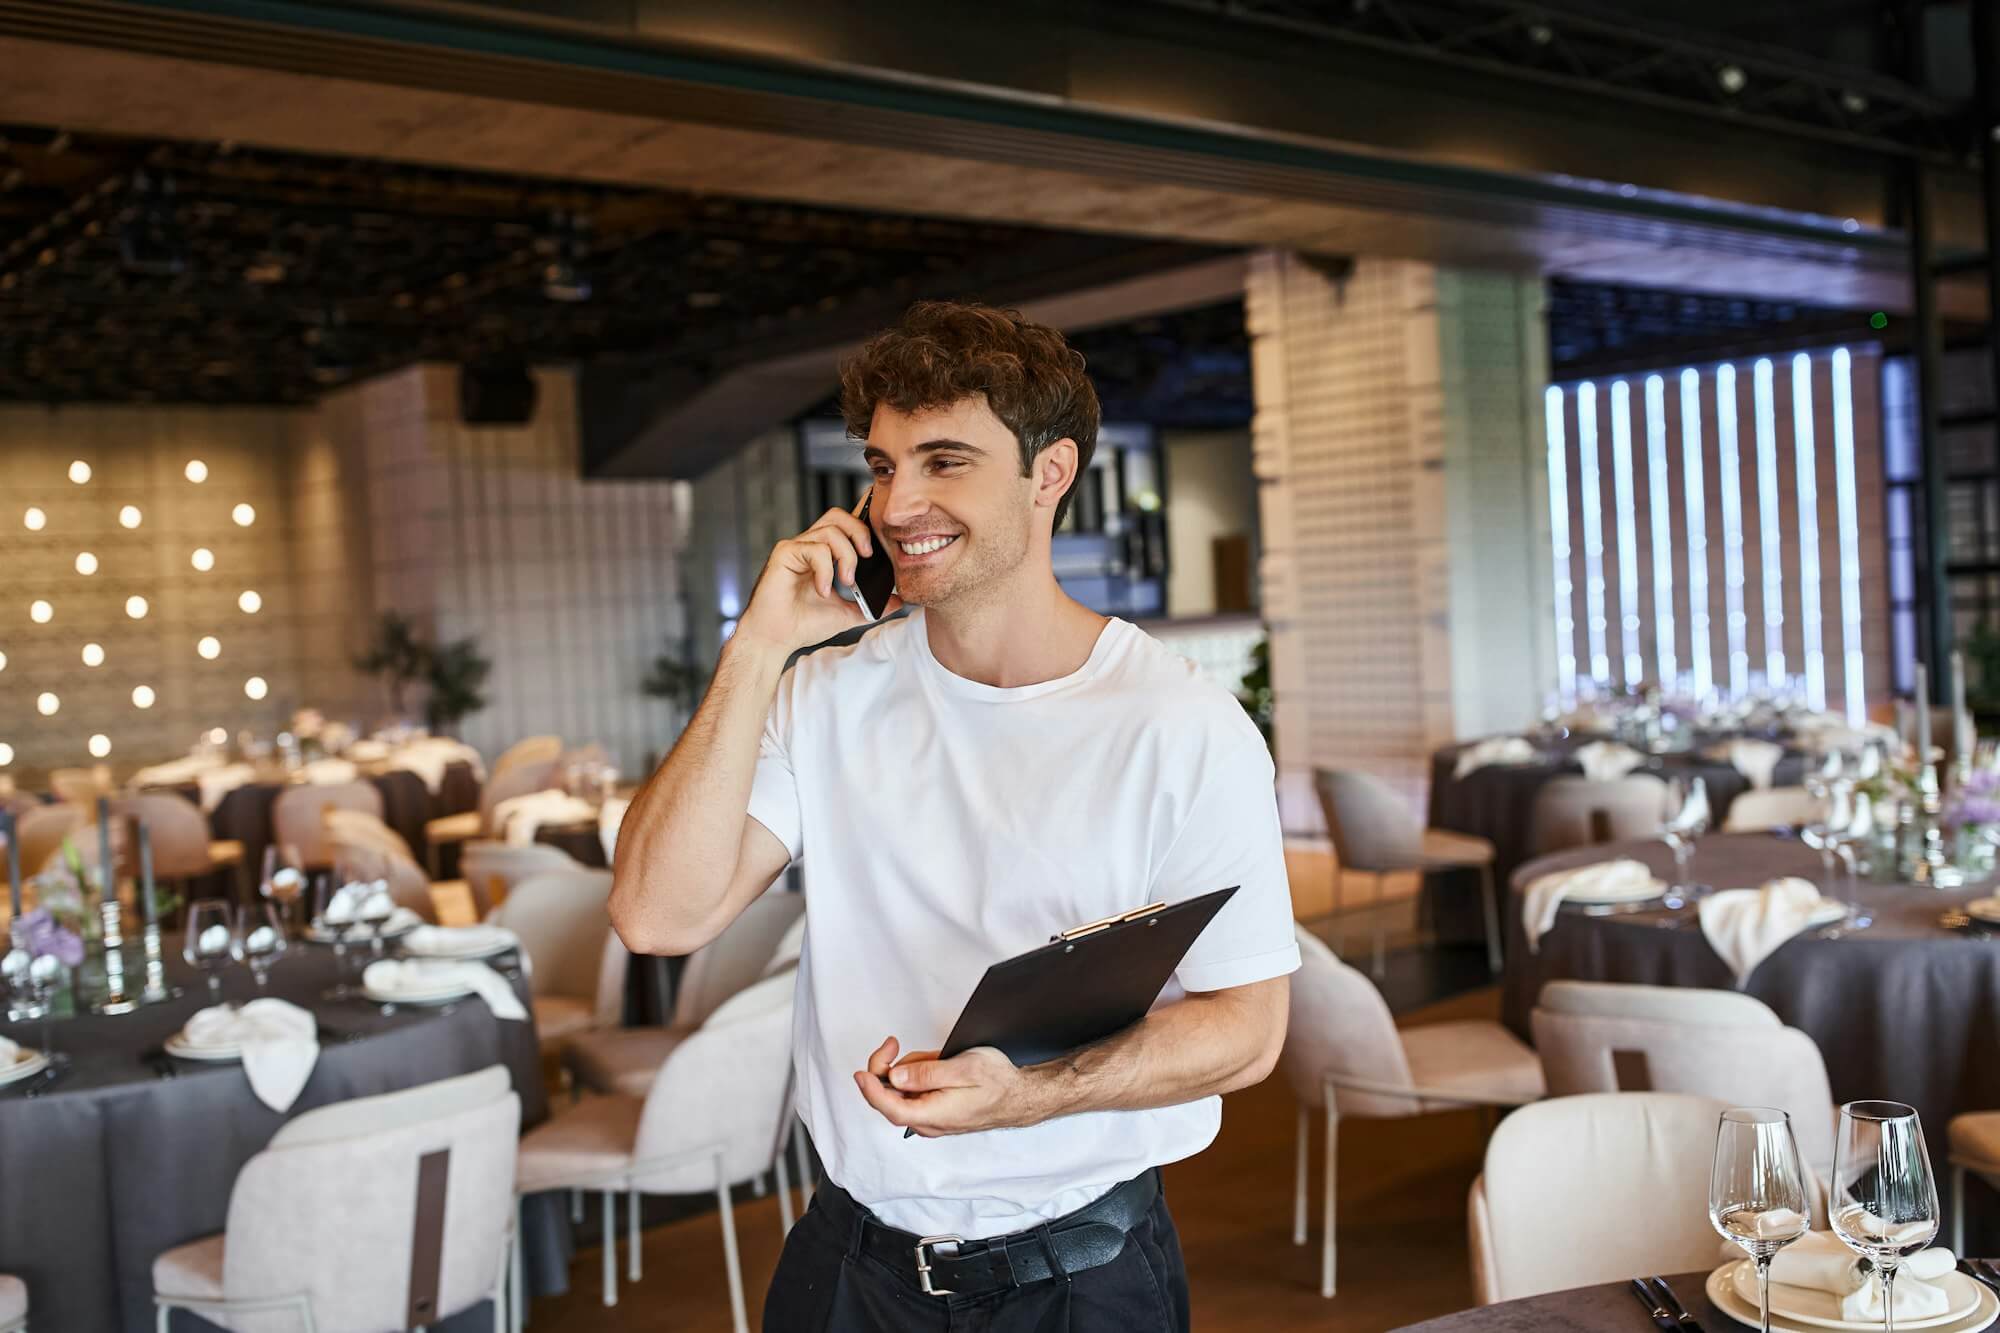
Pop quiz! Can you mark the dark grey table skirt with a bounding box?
[0,935,557,1332]
[1392,1271,1721,1332]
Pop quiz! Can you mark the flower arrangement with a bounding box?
[9,907,83,968]
[1944,767,2000,832]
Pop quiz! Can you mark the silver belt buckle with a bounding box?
[913,1234,964,1296]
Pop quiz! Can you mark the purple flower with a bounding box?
[14,908,83,968]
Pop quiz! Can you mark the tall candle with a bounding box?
[3,810,18,923]
[137,822,157,927]
[1916,663,1933,763]
[96,795,114,903]
[1952,649,1971,761]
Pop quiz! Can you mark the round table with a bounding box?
[0,933,551,1333]
[1424,737,1805,945]
[1503,832,2000,1179]
[1391,1271,1723,1332]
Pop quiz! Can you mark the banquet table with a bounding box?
[1390,1272,1727,1332]
[1424,737,1805,946]
[1503,832,2000,1180]
[0,932,556,1333]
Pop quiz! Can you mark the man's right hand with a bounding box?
[732,498,904,656]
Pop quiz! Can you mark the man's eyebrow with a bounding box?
[860,439,990,464]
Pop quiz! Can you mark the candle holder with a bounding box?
[93,898,139,1015]
[140,923,178,1003]
[1903,758,1967,890]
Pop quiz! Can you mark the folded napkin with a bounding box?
[1698,877,1827,985]
[599,795,631,865]
[1726,1231,1957,1321]
[362,958,526,1021]
[386,738,484,793]
[402,923,518,958]
[1519,858,1661,952]
[182,999,320,1112]
[1453,736,1538,780]
[494,789,599,846]
[1573,740,1645,782]
[1712,737,1786,790]
[299,758,358,786]
[319,879,389,927]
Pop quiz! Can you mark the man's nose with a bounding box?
[875,478,934,532]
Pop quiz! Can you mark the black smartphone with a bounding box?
[849,491,898,621]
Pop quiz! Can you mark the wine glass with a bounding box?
[314,876,360,1000]
[182,898,236,1006]
[1830,1101,1940,1333]
[1661,777,1712,904]
[356,881,395,961]
[1711,1107,1811,1333]
[260,845,307,937]
[237,902,287,990]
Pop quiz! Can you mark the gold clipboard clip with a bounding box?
[1050,901,1167,944]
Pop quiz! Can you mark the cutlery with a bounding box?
[1976,1258,2000,1292]
[1644,1275,1707,1333]
[1629,1278,1679,1332]
[22,1062,69,1099]
[1957,1258,1999,1297]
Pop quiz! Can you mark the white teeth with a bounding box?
[899,535,958,556]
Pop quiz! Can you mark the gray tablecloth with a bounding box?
[1392,1271,1722,1332]
[0,933,551,1333]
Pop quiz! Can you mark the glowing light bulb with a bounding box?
[0,743,11,766]
[74,552,97,576]
[244,676,268,700]
[22,507,44,531]
[126,595,148,619]
[68,460,91,484]
[185,459,208,483]
[238,589,261,614]
[29,600,51,624]
[0,650,7,672]
[232,503,255,527]
[88,734,110,758]
[197,635,220,660]
[36,692,58,716]
[81,643,104,667]
[132,685,156,708]
[206,727,227,745]
[191,547,215,572]
[118,505,141,529]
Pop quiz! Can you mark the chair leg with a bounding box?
[628,1189,642,1282]
[718,1160,750,1333]
[570,1188,582,1224]
[775,1138,796,1237]
[512,1205,526,1333]
[158,1304,172,1333]
[1293,1103,1309,1246]
[1371,872,1388,980]
[1953,1163,1967,1255]
[601,1189,617,1307]
[1322,1082,1339,1298]
[1332,861,1346,957]
[1478,861,1503,975]
[793,1118,815,1201]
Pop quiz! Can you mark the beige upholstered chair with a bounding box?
[425,757,561,877]
[324,809,440,924]
[488,868,628,1052]
[153,1065,519,1333]
[1312,767,1504,976]
[0,1274,24,1333]
[18,804,84,879]
[1721,785,1824,832]
[272,781,384,873]
[1281,925,1542,1297]
[112,792,245,897]
[1948,1114,2000,1252]
[460,840,587,918]
[1468,1092,1727,1304]
[515,969,796,1332]
[566,890,805,1099]
[493,735,562,779]
[1527,774,1670,856]
[1532,980,1836,1191]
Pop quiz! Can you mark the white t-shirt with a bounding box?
[746,607,1300,1239]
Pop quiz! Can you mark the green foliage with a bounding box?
[352,612,491,731]
[1238,634,1274,755]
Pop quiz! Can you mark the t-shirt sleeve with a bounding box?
[1155,719,1300,993]
[744,662,805,864]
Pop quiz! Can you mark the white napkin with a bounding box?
[193,762,258,813]
[1734,1231,1957,1321]
[386,738,484,793]
[299,758,358,786]
[493,790,599,846]
[0,1034,17,1066]
[599,795,631,865]
[343,739,390,763]
[182,999,320,1112]
[1519,858,1661,952]
[402,924,518,958]
[1698,877,1827,984]
[1573,740,1645,782]
[362,958,527,1021]
[1713,737,1786,790]
[1453,737,1538,780]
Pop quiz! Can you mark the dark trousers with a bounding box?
[762,1177,1191,1332]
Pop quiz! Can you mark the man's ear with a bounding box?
[1034,439,1079,511]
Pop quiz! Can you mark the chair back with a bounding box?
[490,868,627,1025]
[633,969,797,1193]
[324,808,416,862]
[460,840,586,917]
[1278,924,1417,1116]
[477,759,562,833]
[1528,775,1669,855]
[111,792,214,880]
[18,804,85,878]
[1312,768,1423,872]
[273,781,384,871]
[1532,980,1835,1177]
[325,810,437,923]
[49,766,112,803]
[1720,786,1824,833]
[223,1066,518,1329]
[493,736,562,779]
[671,891,807,1030]
[1468,1091,1727,1304]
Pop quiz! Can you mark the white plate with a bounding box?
[362,983,471,1006]
[1966,897,2000,925]
[1708,1261,1999,1333]
[0,1048,49,1086]
[164,1032,243,1062]
[1731,1259,1980,1330]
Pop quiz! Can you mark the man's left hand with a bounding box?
[853,1036,1043,1137]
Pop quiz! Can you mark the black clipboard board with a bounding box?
[936,885,1240,1067]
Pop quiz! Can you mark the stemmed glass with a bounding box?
[1830,1101,1940,1333]
[1710,1107,1811,1333]
[1661,777,1712,904]
[356,882,395,962]
[259,844,306,938]
[314,876,361,1001]
[237,903,287,990]
[182,898,236,1006]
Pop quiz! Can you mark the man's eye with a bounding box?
[930,460,962,472]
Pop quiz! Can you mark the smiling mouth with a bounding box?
[894,534,961,559]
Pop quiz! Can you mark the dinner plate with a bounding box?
[1709,1260,1998,1333]
[400,927,517,961]
[0,1047,49,1086]
[362,981,471,1006]
[164,1032,243,1062]
[1730,1259,1980,1330]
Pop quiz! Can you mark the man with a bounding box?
[611,300,1298,1331]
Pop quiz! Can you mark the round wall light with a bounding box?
[126,595,149,619]
[88,734,111,758]
[238,589,261,614]
[244,676,268,701]
[68,460,91,484]
[197,635,221,660]
[29,600,52,624]
[191,547,215,572]
[81,642,104,667]
[0,743,12,766]
[74,551,97,576]
[185,459,208,483]
[132,685,156,708]
[232,503,255,527]
[36,692,58,716]
[118,505,142,529]
[22,507,44,532]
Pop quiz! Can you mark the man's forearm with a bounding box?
[1018,977,1289,1124]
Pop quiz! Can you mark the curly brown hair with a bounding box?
[839,301,1099,532]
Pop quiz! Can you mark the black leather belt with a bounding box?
[815,1169,1160,1298]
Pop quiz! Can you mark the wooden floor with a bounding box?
[530,973,1495,1333]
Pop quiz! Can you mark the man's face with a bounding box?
[861,397,1040,610]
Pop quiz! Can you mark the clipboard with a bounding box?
[936,885,1241,1067]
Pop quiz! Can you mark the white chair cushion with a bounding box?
[1951,1112,2000,1174]
[425,811,482,843]
[153,1233,226,1301]
[1420,829,1494,868]
[1401,1020,1546,1108]
[0,1275,25,1324]
[535,996,597,1046]
[517,1094,643,1194]
[565,1027,691,1098]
